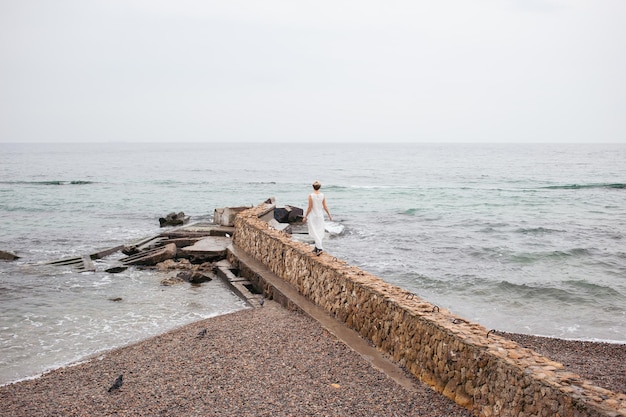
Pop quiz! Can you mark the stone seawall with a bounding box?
[232,202,626,417]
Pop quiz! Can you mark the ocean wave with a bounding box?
[562,279,623,297]
[515,227,563,234]
[542,183,626,190]
[496,279,622,304]
[0,180,94,186]
[497,281,582,303]
[507,248,591,264]
[326,184,415,191]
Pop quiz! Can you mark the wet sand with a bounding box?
[1,303,623,417]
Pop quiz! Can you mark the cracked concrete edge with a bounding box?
[214,258,264,309]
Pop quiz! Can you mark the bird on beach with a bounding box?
[197,328,208,339]
[259,296,265,307]
[108,374,123,392]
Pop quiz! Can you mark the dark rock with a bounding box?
[286,205,304,222]
[189,253,226,264]
[189,272,212,284]
[159,211,189,227]
[176,271,193,281]
[176,270,212,284]
[274,207,290,223]
[121,245,139,256]
[0,250,20,261]
[105,266,128,273]
[274,205,304,223]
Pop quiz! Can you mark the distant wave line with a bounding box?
[326,184,417,190]
[515,227,563,234]
[327,183,626,192]
[542,183,625,190]
[497,279,622,300]
[0,180,95,186]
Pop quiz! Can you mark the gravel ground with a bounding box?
[1,304,623,417]
[0,302,471,417]
[496,331,626,395]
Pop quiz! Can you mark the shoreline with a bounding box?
[1,303,623,417]
[4,316,625,392]
[0,302,473,417]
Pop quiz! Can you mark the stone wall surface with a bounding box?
[232,203,626,417]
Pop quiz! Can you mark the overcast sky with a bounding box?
[1,0,625,143]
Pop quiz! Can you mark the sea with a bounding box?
[1,142,625,386]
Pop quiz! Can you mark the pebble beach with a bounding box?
[1,302,624,417]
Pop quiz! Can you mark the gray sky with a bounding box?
[1,0,625,143]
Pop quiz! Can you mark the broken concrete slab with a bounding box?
[213,206,250,227]
[213,258,264,308]
[268,219,292,234]
[161,222,234,238]
[121,243,177,266]
[180,236,231,261]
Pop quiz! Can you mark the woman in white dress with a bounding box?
[303,180,333,255]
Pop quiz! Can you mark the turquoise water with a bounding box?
[1,142,625,385]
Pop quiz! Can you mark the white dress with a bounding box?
[307,192,326,250]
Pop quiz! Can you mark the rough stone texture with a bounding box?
[232,203,626,417]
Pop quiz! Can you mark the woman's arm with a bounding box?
[303,194,313,222]
[322,197,332,221]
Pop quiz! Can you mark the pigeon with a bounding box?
[197,328,208,339]
[259,297,265,307]
[108,374,123,392]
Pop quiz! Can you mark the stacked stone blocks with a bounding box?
[232,203,625,417]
